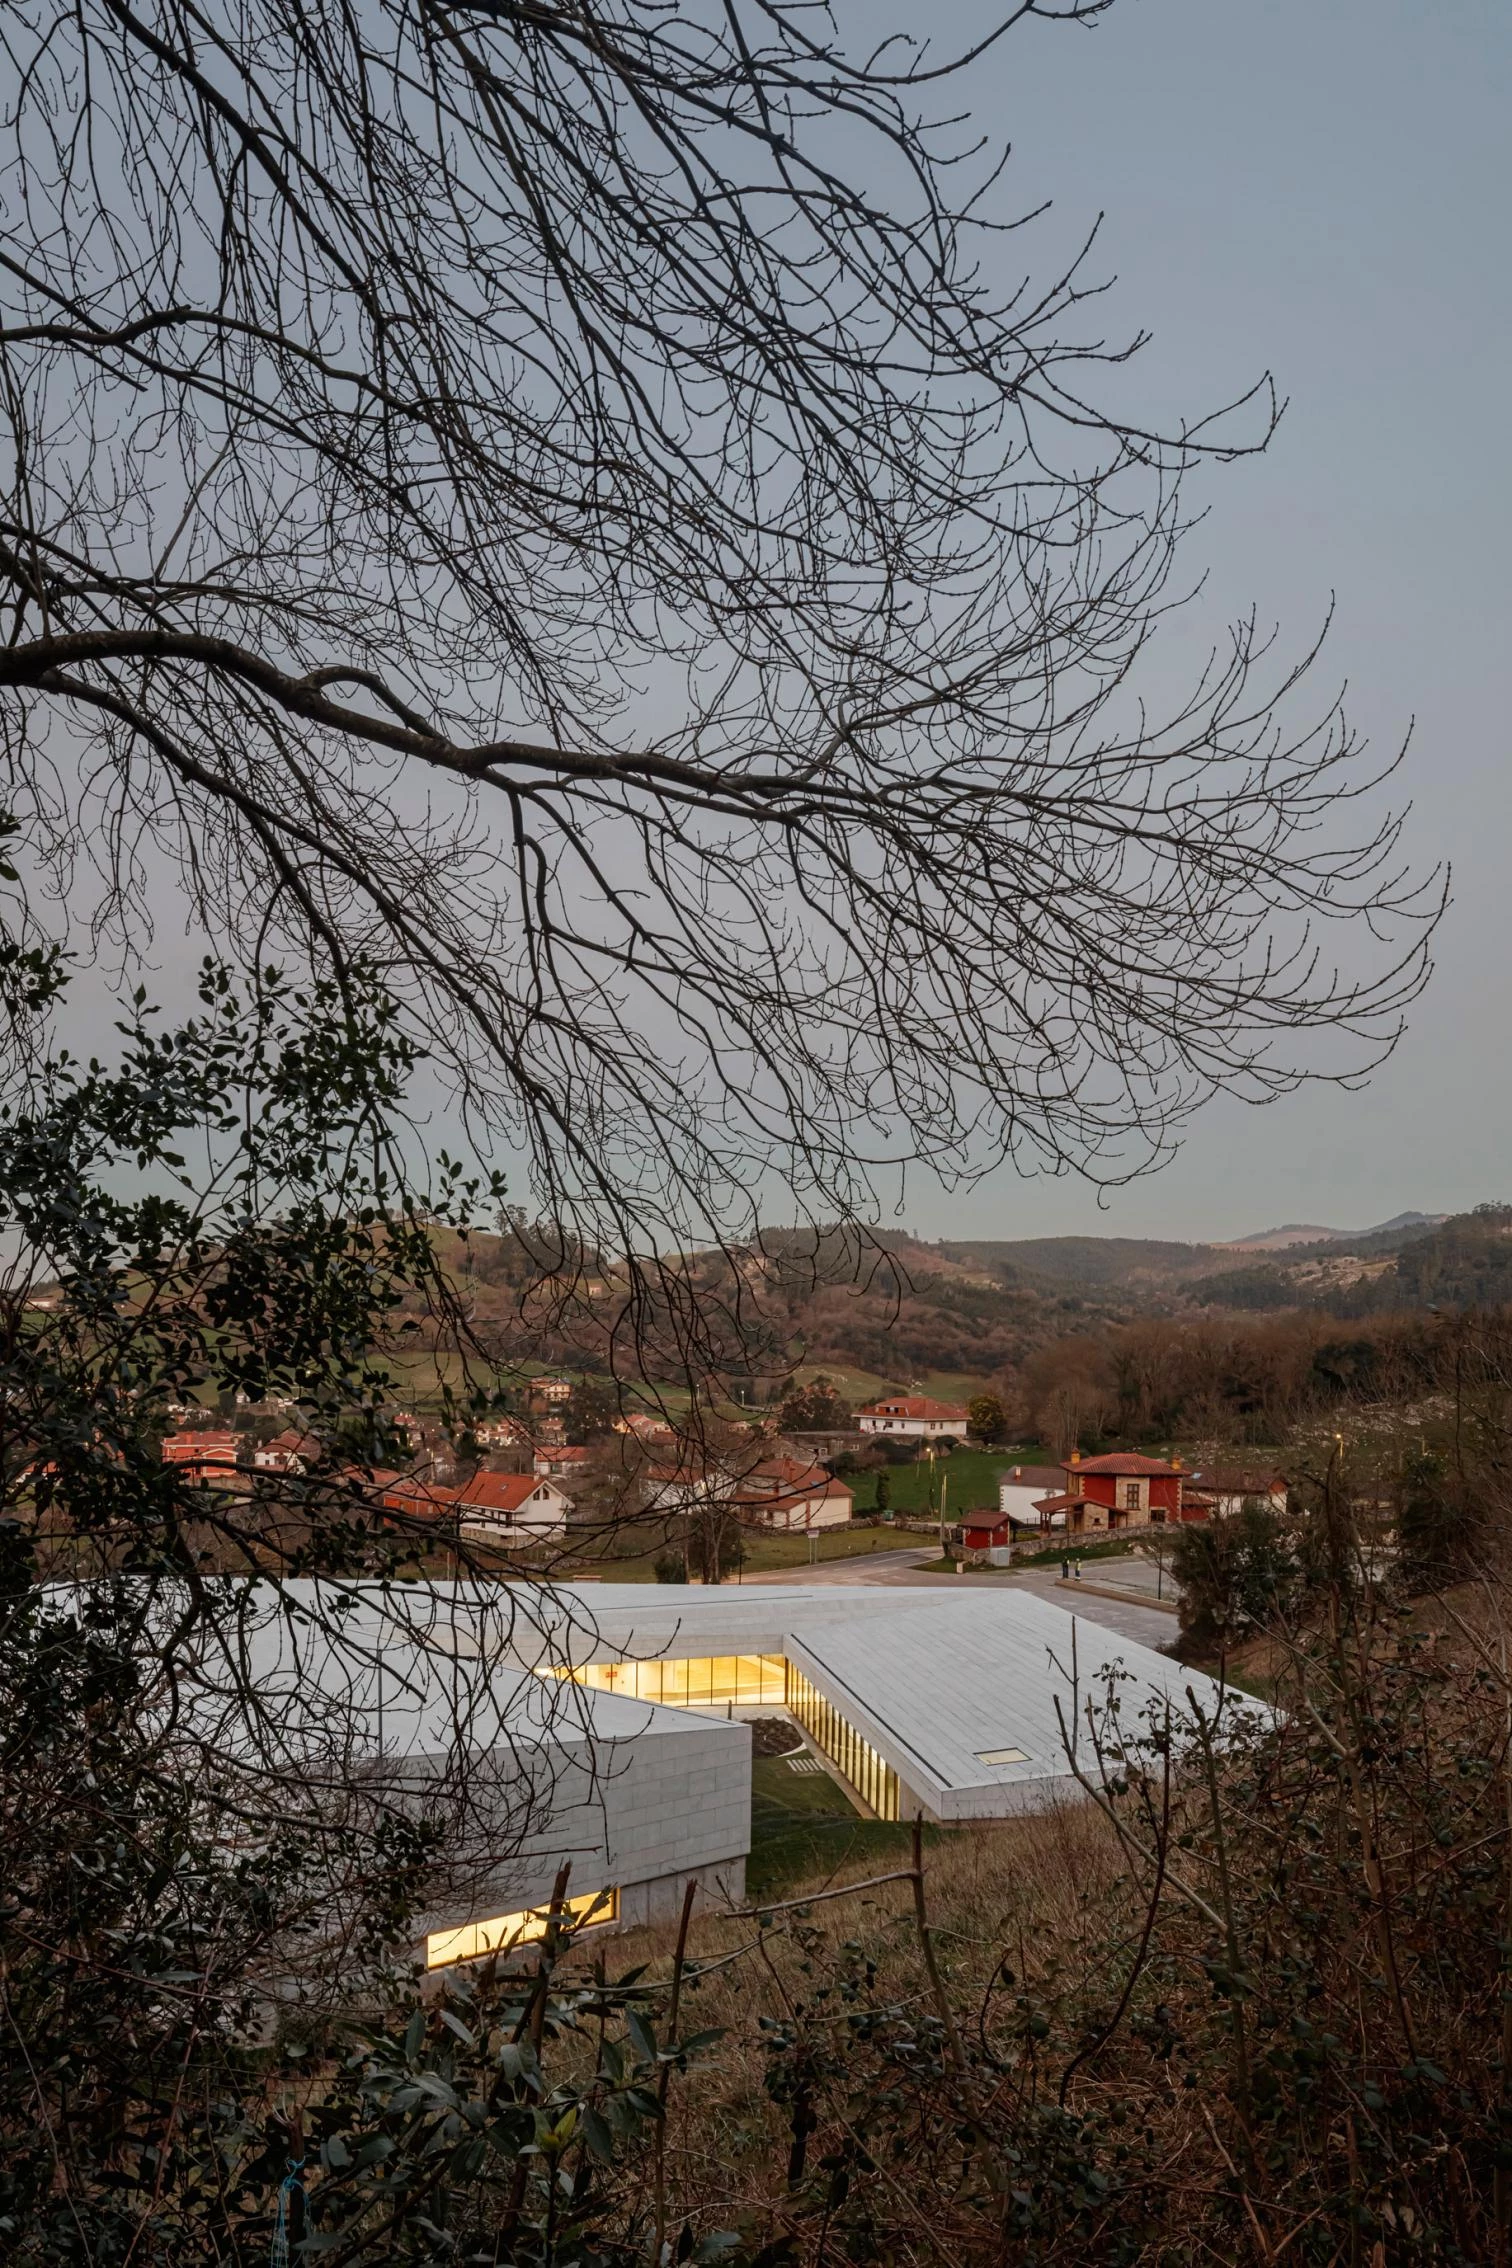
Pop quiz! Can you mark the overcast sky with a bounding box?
[52,0,1507,1252]
[887,0,1509,1245]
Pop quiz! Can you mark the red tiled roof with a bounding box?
[738,1475,853,1520]
[262,1428,324,1459]
[384,1471,566,1519]
[163,1430,237,1465]
[457,1472,559,1513]
[744,1455,832,1493]
[1032,1493,1081,1515]
[857,1395,968,1421]
[1065,1453,1180,1477]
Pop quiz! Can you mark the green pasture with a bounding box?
[586,1522,925,1584]
[746,1753,930,1901]
[845,1445,1038,1517]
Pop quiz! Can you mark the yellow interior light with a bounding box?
[426,1886,619,1969]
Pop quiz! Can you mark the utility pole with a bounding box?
[939,1468,949,1562]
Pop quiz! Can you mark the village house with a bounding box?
[996,1464,1068,1525]
[614,1411,677,1445]
[641,1461,718,1517]
[855,1393,969,1441]
[1032,1450,1208,1537]
[643,1450,853,1534]
[735,1455,853,1533]
[252,1427,324,1474]
[1187,1467,1289,1518]
[161,1429,239,1475]
[534,1443,592,1479]
[475,1416,534,1452]
[382,1470,573,1546]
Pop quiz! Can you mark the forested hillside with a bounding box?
[402,1206,1509,1405]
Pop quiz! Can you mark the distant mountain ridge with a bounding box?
[1218,1212,1446,1252]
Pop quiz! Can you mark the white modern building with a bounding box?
[220,1581,751,1972]
[510,1581,1240,1826]
[203,1577,1245,1977]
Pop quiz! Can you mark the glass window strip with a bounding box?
[784,1665,898,1822]
[560,1656,898,1820]
[427,1886,619,1969]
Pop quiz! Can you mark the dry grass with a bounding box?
[588,1800,1125,2238]
[544,1586,1512,2261]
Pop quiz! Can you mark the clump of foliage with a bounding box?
[1171,1499,1304,1655]
[1396,1446,1483,1592]
[567,1375,622,1441]
[967,1391,1010,1443]
[688,1517,747,1583]
[779,1376,850,1432]
[0,954,739,2265]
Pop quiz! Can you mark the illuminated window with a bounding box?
[565,1654,787,1707]
[426,1886,619,1969]
[784,1664,899,1821]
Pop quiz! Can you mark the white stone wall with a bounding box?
[421,1711,752,1946]
[618,1855,746,1929]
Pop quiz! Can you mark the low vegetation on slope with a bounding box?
[603,1565,1512,2265]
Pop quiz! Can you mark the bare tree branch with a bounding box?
[0,0,1440,1331]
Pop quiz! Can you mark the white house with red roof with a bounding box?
[161,1428,239,1474]
[382,1469,573,1544]
[735,1455,853,1532]
[534,1443,593,1478]
[252,1427,325,1474]
[643,1450,853,1532]
[855,1393,969,1440]
[475,1416,534,1452]
[1187,1467,1289,1518]
[615,1411,677,1445]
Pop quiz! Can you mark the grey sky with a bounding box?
[898,0,1509,1244]
[48,0,1507,1251]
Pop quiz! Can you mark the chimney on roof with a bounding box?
[1068,1449,1080,1465]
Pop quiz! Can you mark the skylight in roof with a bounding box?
[976,1747,1030,1766]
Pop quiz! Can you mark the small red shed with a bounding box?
[961,1508,1013,1554]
